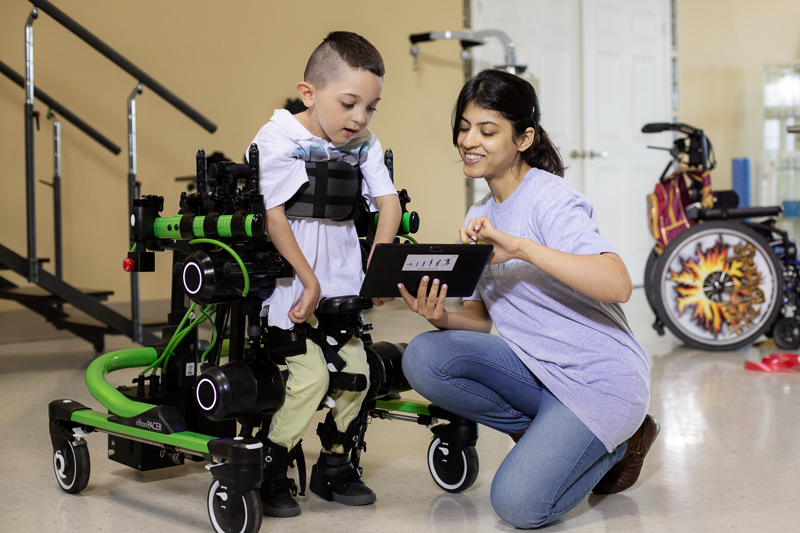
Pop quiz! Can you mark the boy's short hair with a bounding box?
[304,31,385,90]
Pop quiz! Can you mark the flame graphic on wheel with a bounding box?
[668,239,764,337]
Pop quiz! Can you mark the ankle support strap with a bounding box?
[288,441,306,496]
[316,412,364,453]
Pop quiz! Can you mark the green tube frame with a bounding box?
[85,348,161,419]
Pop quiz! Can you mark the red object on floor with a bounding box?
[744,353,800,372]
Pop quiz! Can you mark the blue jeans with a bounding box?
[403,330,627,528]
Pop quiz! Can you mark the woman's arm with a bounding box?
[398,277,493,333]
[462,217,632,303]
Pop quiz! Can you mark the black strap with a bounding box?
[312,163,328,219]
[288,440,306,496]
[267,323,347,371]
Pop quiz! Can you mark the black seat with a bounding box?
[317,296,372,315]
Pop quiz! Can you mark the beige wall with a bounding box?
[7,0,799,314]
[679,0,800,189]
[0,0,464,311]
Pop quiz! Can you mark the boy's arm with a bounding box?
[368,194,402,263]
[265,205,321,323]
[368,193,402,306]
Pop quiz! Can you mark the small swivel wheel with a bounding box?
[207,479,262,533]
[53,439,90,494]
[773,317,800,350]
[427,437,479,493]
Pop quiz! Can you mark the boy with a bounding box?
[247,31,401,517]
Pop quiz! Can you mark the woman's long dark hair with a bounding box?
[452,69,564,177]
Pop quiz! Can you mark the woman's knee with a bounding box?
[490,465,557,529]
[402,332,438,376]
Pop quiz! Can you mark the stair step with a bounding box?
[53,314,169,333]
[0,286,113,305]
[0,257,49,271]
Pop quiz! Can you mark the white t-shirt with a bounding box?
[248,109,397,330]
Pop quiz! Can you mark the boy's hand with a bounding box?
[371,296,394,307]
[289,280,321,324]
[460,216,519,265]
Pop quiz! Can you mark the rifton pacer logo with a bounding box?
[135,419,164,432]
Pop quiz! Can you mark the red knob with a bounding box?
[122,257,135,272]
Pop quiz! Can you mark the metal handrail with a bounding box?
[0,59,121,155]
[27,0,217,133]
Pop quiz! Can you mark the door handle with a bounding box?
[570,150,585,159]
[588,150,608,159]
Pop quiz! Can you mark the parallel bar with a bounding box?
[0,59,121,154]
[28,0,217,133]
[25,10,38,284]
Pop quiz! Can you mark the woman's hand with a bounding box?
[288,279,321,324]
[398,276,449,328]
[460,216,520,265]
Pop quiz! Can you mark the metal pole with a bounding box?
[53,120,63,281]
[25,8,38,283]
[128,83,143,344]
[463,0,474,214]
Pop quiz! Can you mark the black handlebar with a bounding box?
[409,32,434,44]
[28,0,217,134]
[642,122,701,136]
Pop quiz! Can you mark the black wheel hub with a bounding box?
[703,271,734,302]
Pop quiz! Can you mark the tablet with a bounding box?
[360,243,493,298]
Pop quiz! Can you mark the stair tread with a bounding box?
[54,314,168,330]
[0,286,113,303]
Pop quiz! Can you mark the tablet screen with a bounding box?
[360,243,493,298]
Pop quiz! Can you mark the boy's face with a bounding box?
[299,68,383,145]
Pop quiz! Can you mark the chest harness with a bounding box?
[283,161,363,221]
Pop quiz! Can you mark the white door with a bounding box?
[582,0,672,285]
[470,0,673,286]
[470,0,583,193]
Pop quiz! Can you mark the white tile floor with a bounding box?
[1,288,799,532]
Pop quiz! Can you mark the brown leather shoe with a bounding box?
[510,428,527,444]
[592,414,660,494]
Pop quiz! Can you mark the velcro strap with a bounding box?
[288,440,306,496]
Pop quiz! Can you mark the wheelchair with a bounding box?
[48,146,479,533]
[643,122,800,351]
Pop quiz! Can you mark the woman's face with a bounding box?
[457,102,528,183]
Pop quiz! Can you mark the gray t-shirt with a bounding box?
[465,168,650,452]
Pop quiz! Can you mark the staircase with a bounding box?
[0,243,160,351]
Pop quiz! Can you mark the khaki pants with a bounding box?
[268,320,369,452]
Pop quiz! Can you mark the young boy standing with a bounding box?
[247,31,401,517]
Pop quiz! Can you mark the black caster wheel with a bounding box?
[53,439,90,494]
[207,480,262,533]
[427,437,479,493]
[773,317,800,350]
[652,221,784,350]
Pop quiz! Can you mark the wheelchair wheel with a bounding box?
[773,317,800,350]
[427,437,479,493]
[644,248,660,313]
[652,221,783,351]
[207,479,262,533]
[53,439,90,494]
